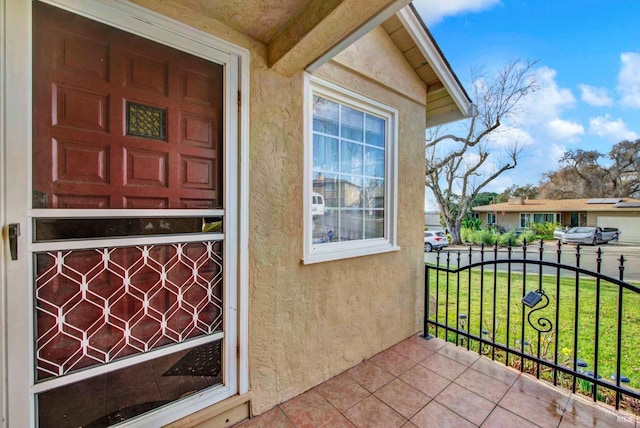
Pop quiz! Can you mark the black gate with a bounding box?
[424,241,640,413]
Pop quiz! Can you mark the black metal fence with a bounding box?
[424,240,640,413]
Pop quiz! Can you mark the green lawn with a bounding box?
[427,269,640,395]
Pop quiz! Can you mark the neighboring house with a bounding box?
[0,1,472,427]
[473,197,640,243]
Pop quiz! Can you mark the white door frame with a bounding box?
[0,0,250,426]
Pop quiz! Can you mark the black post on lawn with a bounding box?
[505,244,513,367]
[593,248,603,401]
[491,242,498,360]
[423,263,432,340]
[466,246,472,350]
[615,255,625,409]
[479,243,485,355]
[553,240,562,386]
[572,244,582,393]
[455,250,461,345]
[519,239,528,371]
[535,240,544,379]
[445,251,451,341]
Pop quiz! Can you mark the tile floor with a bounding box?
[234,335,638,428]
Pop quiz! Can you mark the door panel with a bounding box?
[33,3,224,210]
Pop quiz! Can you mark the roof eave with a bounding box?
[397,4,474,126]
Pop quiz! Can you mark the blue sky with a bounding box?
[413,0,640,209]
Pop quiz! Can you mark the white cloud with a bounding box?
[546,119,584,142]
[485,125,534,148]
[578,84,613,106]
[517,67,576,127]
[617,52,640,108]
[588,115,639,141]
[412,0,501,26]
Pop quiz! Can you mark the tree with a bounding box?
[537,140,640,199]
[425,60,540,244]
[495,184,538,203]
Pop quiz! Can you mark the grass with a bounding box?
[427,268,640,410]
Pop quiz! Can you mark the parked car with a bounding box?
[424,231,449,252]
[553,226,568,240]
[561,226,620,245]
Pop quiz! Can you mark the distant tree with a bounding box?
[495,184,539,203]
[471,192,498,207]
[426,60,540,244]
[538,140,640,199]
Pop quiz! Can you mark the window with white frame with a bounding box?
[520,213,532,228]
[487,213,496,225]
[303,76,399,264]
[533,213,556,223]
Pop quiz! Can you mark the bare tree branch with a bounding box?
[425,60,539,244]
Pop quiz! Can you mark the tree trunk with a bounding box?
[449,221,463,245]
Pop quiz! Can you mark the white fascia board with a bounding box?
[396,6,473,119]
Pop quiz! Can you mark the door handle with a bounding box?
[8,223,21,261]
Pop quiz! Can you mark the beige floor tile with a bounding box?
[420,353,467,380]
[399,364,451,398]
[559,396,631,428]
[499,387,565,427]
[347,361,395,393]
[279,390,340,428]
[344,395,407,428]
[391,339,437,363]
[481,406,539,428]
[370,348,416,376]
[315,373,370,412]
[455,368,511,403]
[435,383,495,426]
[410,400,477,428]
[235,407,295,428]
[374,378,431,419]
[436,343,481,366]
[470,356,520,386]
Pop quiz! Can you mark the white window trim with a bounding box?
[303,75,399,264]
[487,213,496,224]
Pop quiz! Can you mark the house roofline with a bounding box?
[398,4,474,120]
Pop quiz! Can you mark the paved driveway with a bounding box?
[425,241,640,283]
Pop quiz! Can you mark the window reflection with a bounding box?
[34,217,223,241]
[312,95,387,244]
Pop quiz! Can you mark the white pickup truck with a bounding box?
[554,226,620,245]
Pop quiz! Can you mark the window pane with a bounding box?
[364,210,384,239]
[365,115,385,148]
[339,209,363,241]
[313,135,339,172]
[340,141,363,175]
[312,208,336,243]
[364,146,384,178]
[363,178,384,209]
[313,96,339,136]
[341,106,364,141]
[313,173,339,208]
[339,176,362,208]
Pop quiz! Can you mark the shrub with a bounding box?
[477,229,498,245]
[498,230,518,247]
[519,229,537,245]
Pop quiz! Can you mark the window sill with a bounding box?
[302,243,401,265]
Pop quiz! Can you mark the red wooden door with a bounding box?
[30,4,230,426]
[33,3,223,209]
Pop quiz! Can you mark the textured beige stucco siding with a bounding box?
[127,0,427,416]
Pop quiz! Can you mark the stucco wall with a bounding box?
[129,0,427,416]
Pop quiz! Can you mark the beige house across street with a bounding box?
[473,197,640,244]
[1,1,473,426]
